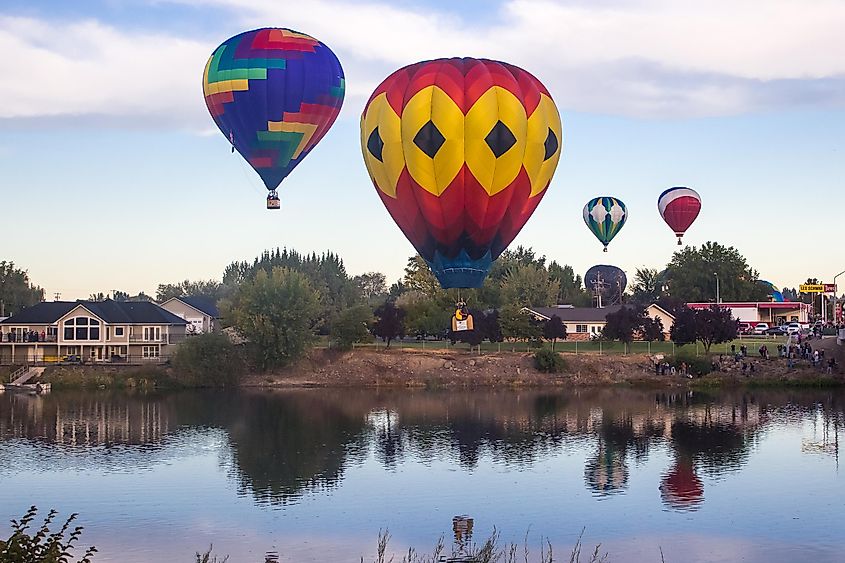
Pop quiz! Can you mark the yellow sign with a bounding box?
[800,284,825,293]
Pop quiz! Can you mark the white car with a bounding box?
[785,323,801,334]
[752,323,769,335]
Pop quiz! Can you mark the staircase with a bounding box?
[9,366,46,386]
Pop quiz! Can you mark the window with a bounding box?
[142,345,160,359]
[576,324,588,333]
[114,327,124,337]
[143,327,161,341]
[63,317,101,341]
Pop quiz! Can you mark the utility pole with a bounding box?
[714,272,720,304]
[834,270,845,324]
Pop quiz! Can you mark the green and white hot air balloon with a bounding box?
[583,197,627,252]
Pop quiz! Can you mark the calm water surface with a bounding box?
[0,387,842,562]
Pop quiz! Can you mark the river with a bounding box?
[0,387,842,562]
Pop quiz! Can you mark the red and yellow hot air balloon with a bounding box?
[361,58,563,288]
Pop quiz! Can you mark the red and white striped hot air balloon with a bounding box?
[658,187,701,245]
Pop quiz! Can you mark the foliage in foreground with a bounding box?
[172,332,245,386]
[0,507,96,563]
[330,305,374,350]
[534,349,568,373]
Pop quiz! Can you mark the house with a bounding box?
[160,296,221,334]
[523,304,676,341]
[686,302,811,326]
[0,300,188,365]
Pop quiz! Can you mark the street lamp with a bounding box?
[834,269,845,323]
[714,272,720,304]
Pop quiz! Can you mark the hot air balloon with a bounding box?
[203,28,345,209]
[585,265,627,305]
[658,187,701,244]
[583,197,627,252]
[361,58,563,289]
[758,280,785,302]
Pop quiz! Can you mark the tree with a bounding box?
[0,262,44,316]
[542,315,567,350]
[499,264,560,308]
[602,306,662,352]
[330,305,374,350]
[664,242,768,303]
[548,261,591,306]
[353,272,387,301]
[671,305,738,354]
[372,300,405,347]
[499,305,542,345]
[171,332,245,386]
[398,291,450,338]
[156,279,225,302]
[630,268,667,307]
[403,255,446,301]
[222,267,320,370]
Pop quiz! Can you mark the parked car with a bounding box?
[752,323,770,335]
[766,327,788,336]
[738,322,753,334]
[785,322,801,334]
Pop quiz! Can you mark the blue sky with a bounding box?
[1,0,844,299]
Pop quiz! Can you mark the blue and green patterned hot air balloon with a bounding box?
[583,197,627,252]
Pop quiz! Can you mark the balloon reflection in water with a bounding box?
[659,458,704,511]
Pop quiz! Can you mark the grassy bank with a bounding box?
[41,365,179,390]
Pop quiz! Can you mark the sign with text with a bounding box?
[823,284,837,293]
[800,284,825,293]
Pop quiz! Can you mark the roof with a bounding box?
[687,302,810,310]
[165,296,220,318]
[0,300,188,326]
[524,305,624,323]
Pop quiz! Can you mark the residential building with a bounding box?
[160,296,221,334]
[0,300,188,365]
[523,304,675,341]
[686,302,811,326]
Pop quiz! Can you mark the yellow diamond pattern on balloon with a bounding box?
[401,86,465,197]
[361,84,563,199]
[360,93,403,198]
[525,94,562,197]
[464,86,527,196]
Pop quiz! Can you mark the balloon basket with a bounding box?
[266,191,281,210]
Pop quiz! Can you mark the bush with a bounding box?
[534,349,567,373]
[172,332,245,387]
[0,507,96,563]
[330,305,374,350]
[668,354,713,377]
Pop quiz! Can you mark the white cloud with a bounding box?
[1,0,844,128]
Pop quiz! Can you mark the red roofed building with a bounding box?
[686,302,812,326]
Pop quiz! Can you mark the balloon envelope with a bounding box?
[583,197,627,250]
[361,58,563,288]
[585,265,627,297]
[203,28,345,193]
[658,187,701,242]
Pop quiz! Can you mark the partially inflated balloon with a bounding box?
[583,197,627,252]
[585,265,627,298]
[203,28,344,206]
[361,58,563,288]
[658,187,701,244]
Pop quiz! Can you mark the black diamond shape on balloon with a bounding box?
[367,127,384,162]
[544,128,558,161]
[485,120,517,158]
[413,121,446,158]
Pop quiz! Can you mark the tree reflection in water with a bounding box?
[0,387,842,510]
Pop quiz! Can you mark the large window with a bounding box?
[142,345,160,359]
[576,324,588,333]
[144,327,161,341]
[63,317,100,341]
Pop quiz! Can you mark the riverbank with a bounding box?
[30,347,843,390]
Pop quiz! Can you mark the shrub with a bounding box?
[668,354,712,377]
[534,349,567,373]
[172,332,245,387]
[0,506,96,563]
[330,305,374,350]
